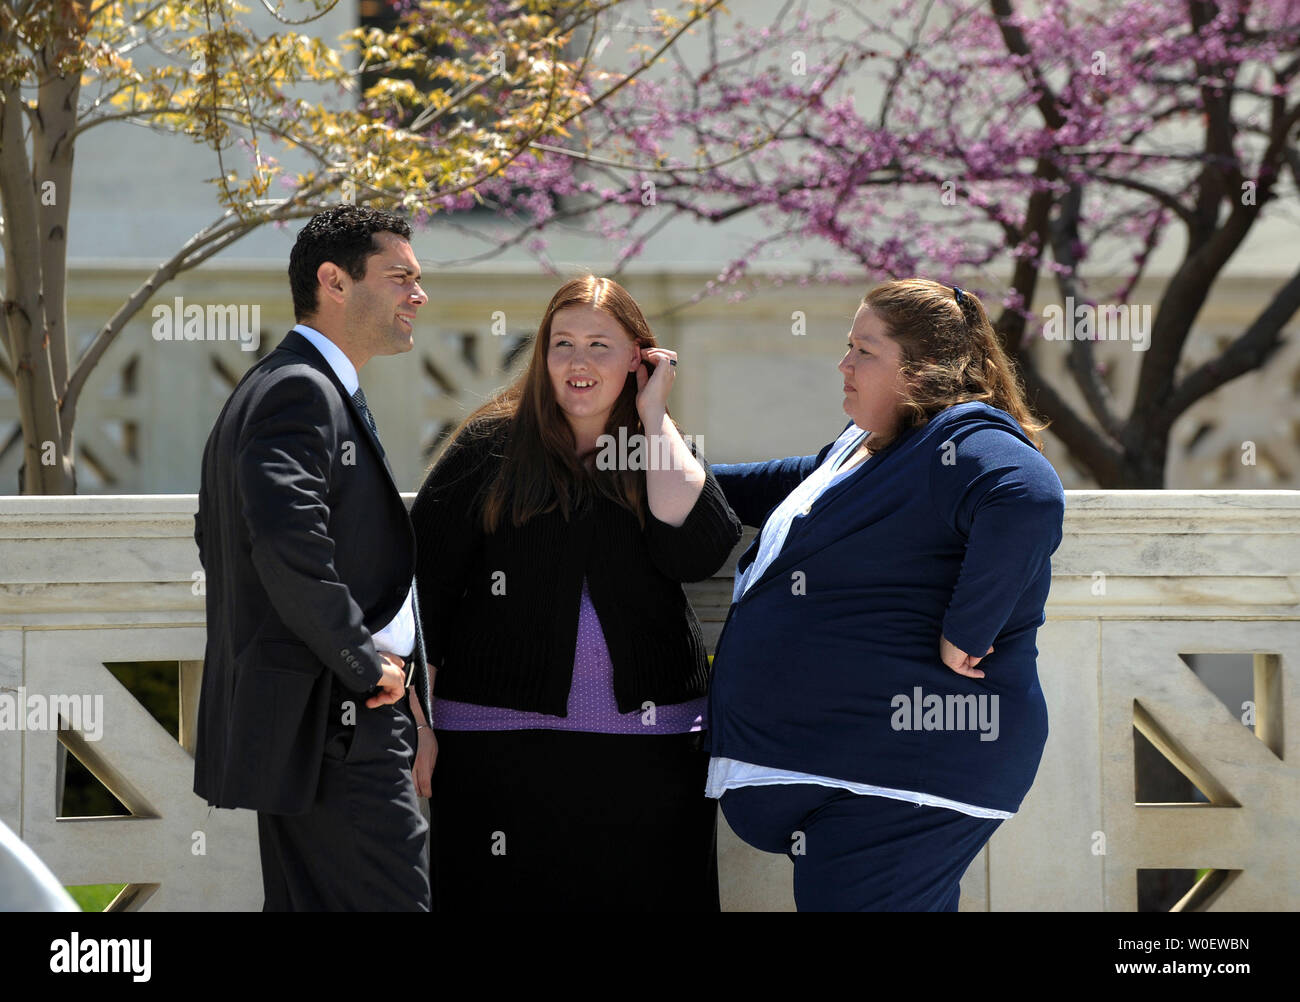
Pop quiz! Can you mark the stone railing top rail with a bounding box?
[1,489,1297,519]
[2,491,1297,624]
[1,490,1298,551]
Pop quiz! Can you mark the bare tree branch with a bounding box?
[1159,263,1300,423]
[1048,182,1125,440]
[59,176,334,430]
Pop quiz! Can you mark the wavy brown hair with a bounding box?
[444,275,670,532]
[862,278,1048,453]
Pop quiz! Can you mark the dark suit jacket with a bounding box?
[193,330,432,814]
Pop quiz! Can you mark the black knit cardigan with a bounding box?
[409,417,743,715]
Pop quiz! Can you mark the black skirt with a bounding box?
[430,728,719,911]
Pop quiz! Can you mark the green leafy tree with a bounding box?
[0,0,721,493]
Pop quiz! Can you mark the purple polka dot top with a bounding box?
[431,577,704,734]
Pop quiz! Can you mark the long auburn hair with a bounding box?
[862,278,1048,453]
[444,275,667,532]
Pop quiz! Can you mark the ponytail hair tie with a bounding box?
[953,286,967,306]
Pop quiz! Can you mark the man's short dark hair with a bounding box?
[288,205,413,320]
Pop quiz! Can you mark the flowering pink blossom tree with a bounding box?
[486,0,1300,488]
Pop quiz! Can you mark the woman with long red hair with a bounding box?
[409,274,740,910]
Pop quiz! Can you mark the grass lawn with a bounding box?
[65,883,127,912]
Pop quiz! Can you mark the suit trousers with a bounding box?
[257,681,430,911]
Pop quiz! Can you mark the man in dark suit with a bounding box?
[193,206,432,910]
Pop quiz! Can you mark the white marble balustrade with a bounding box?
[0,492,1296,910]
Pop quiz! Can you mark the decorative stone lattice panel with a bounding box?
[1099,621,1297,911]
[18,627,257,911]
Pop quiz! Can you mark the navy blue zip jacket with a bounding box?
[707,401,1065,814]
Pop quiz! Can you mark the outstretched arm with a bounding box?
[710,422,849,527]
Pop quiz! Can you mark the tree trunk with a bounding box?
[0,9,83,495]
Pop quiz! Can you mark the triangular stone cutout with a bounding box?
[104,882,159,912]
[1177,653,1283,760]
[1136,868,1199,912]
[65,882,128,912]
[1137,868,1241,912]
[1171,869,1240,912]
[58,722,158,819]
[1132,699,1240,807]
[1132,727,1204,804]
[55,659,180,819]
[57,739,130,818]
[104,661,181,742]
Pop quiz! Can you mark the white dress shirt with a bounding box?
[293,324,416,659]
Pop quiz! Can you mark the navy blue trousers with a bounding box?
[720,784,1002,911]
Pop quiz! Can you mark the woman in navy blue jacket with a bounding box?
[707,278,1065,911]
